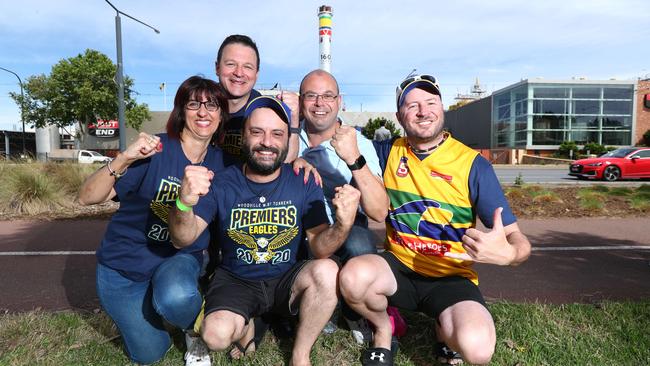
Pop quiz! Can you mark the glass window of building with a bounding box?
[532,130,568,145]
[602,116,631,129]
[572,116,599,129]
[533,115,568,130]
[572,88,601,99]
[573,100,600,114]
[603,100,631,115]
[603,88,633,100]
[533,87,569,98]
[601,131,631,145]
[534,99,568,114]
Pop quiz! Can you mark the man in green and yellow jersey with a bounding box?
[339,74,531,366]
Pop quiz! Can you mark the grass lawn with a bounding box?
[1,301,649,365]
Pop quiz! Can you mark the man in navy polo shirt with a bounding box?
[170,96,360,365]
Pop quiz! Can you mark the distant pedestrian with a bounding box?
[373,120,392,142]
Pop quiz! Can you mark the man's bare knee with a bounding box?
[303,259,338,292]
[201,311,243,351]
[339,256,379,301]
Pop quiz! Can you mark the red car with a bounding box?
[569,147,650,181]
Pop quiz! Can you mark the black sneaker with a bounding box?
[361,347,393,366]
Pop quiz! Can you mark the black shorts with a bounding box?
[204,261,309,324]
[380,252,487,319]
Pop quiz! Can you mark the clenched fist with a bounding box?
[277,91,300,127]
[179,165,214,207]
[330,125,361,166]
[123,132,162,162]
[332,184,361,227]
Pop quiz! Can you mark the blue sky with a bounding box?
[1,0,649,131]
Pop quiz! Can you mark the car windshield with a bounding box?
[89,151,102,156]
[600,148,636,158]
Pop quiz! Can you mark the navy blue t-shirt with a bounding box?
[373,138,516,228]
[219,89,261,163]
[96,134,225,281]
[194,164,328,280]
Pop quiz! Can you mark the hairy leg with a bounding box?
[339,254,397,350]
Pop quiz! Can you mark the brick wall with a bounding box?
[635,80,650,146]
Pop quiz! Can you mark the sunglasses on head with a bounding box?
[397,74,438,93]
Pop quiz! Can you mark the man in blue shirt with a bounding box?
[297,69,389,342]
[170,96,360,366]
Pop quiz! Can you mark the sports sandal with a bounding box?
[361,347,394,366]
[229,317,268,360]
[229,338,255,360]
[435,342,463,365]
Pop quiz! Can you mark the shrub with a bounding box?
[44,162,96,195]
[557,141,579,159]
[0,165,67,214]
[361,117,402,140]
[581,142,607,156]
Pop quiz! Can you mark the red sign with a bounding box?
[88,119,119,138]
[645,94,650,109]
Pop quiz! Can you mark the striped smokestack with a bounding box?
[318,5,333,72]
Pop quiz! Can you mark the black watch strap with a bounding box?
[347,155,366,171]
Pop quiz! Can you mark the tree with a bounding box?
[9,49,150,142]
[361,117,401,141]
[448,100,471,111]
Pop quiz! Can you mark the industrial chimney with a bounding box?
[318,5,333,72]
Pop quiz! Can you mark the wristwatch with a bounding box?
[347,155,366,171]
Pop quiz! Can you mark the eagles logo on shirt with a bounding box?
[229,205,298,264]
[227,227,298,263]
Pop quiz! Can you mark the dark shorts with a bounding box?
[204,260,309,324]
[380,251,487,319]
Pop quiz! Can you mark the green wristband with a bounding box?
[175,197,193,212]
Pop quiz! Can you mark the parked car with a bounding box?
[48,149,112,164]
[569,147,650,181]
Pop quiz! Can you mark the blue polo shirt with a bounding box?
[297,123,382,224]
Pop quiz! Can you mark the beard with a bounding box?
[242,141,288,175]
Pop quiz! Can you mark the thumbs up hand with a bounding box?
[444,207,517,265]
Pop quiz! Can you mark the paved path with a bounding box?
[1,218,649,312]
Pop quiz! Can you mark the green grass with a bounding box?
[589,184,610,193]
[636,184,650,193]
[607,187,633,196]
[1,302,649,365]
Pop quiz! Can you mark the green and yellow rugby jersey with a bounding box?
[382,135,481,284]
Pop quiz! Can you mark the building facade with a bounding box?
[446,78,650,153]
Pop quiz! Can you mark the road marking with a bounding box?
[1,246,649,256]
[0,251,96,256]
[533,246,650,251]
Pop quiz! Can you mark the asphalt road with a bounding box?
[1,217,649,312]
[494,164,648,185]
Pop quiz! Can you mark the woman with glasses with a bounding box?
[78,75,227,366]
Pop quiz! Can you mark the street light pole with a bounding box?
[0,67,26,155]
[104,0,159,151]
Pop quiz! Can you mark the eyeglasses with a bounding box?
[186,100,219,112]
[301,92,338,102]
